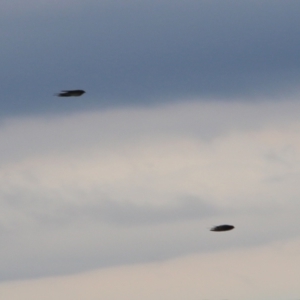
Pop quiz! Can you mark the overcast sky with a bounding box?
[1,0,300,115]
[1,1,300,299]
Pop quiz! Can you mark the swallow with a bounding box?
[210,224,235,232]
[56,90,86,97]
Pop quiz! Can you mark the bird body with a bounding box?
[210,224,234,232]
[56,90,86,97]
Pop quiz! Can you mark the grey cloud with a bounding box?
[0,184,299,282]
[0,188,217,227]
[0,203,299,282]
[38,196,217,226]
[1,97,300,281]
[1,0,300,116]
[0,191,221,281]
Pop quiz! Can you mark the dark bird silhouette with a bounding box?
[56,90,86,97]
[210,224,235,232]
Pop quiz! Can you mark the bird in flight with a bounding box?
[210,224,235,232]
[56,90,86,97]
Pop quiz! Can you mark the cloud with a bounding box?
[0,0,86,15]
[1,239,300,300]
[0,99,300,280]
[1,0,300,115]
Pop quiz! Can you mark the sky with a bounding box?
[1,0,300,299]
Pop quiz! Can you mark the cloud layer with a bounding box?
[1,98,300,282]
[1,239,300,300]
[1,0,300,115]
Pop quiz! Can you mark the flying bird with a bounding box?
[56,90,86,97]
[210,224,235,232]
